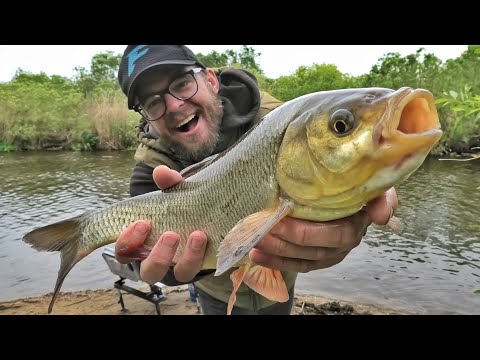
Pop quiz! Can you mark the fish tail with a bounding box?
[23,214,89,314]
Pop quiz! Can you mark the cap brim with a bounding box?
[127,60,198,109]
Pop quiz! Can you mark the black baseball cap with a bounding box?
[118,45,206,109]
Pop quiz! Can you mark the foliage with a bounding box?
[360,48,443,95]
[441,46,480,96]
[0,68,137,151]
[1,46,478,153]
[435,84,480,151]
[0,71,84,150]
[74,51,122,98]
[0,142,17,152]
[268,64,347,101]
[196,46,263,74]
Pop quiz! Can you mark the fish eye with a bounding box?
[329,109,356,137]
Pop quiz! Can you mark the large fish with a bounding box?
[23,87,442,314]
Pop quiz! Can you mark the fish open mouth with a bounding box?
[375,87,443,150]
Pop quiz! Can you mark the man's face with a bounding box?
[134,65,223,162]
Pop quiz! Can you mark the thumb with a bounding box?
[153,165,184,190]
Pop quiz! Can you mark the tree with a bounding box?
[73,51,122,97]
[270,64,346,101]
[196,50,229,68]
[195,46,263,74]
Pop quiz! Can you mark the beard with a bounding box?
[163,90,223,163]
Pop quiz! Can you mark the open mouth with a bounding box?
[375,88,442,147]
[396,90,440,135]
[175,114,199,133]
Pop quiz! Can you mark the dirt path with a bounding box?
[0,284,409,315]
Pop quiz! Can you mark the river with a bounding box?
[0,151,478,314]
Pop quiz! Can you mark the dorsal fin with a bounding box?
[180,153,221,178]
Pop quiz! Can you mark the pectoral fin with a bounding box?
[227,264,250,315]
[215,198,294,276]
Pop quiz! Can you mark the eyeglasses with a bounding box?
[133,67,204,122]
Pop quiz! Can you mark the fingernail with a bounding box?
[191,236,205,251]
[133,222,149,235]
[388,207,394,221]
[161,234,178,248]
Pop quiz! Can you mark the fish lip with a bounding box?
[374,87,443,149]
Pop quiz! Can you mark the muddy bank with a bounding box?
[0,284,409,315]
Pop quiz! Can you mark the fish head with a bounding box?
[276,87,443,220]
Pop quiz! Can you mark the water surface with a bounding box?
[0,152,478,314]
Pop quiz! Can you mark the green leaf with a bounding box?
[435,98,450,105]
[465,108,480,116]
[449,90,458,99]
[474,289,480,294]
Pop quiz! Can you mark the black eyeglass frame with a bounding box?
[133,67,204,122]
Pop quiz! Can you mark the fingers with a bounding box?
[153,165,184,190]
[250,211,371,273]
[255,231,329,261]
[139,231,180,285]
[268,212,370,248]
[138,230,208,285]
[365,187,398,225]
[115,221,151,263]
[173,231,208,282]
[249,248,351,273]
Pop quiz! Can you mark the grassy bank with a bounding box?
[0,84,139,152]
[1,89,476,155]
[1,63,478,154]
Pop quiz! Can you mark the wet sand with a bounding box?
[0,284,409,315]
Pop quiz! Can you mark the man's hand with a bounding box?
[249,187,398,272]
[115,166,208,285]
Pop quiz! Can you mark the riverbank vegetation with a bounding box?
[1,46,478,154]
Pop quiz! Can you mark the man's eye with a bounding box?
[145,97,163,110]
[176,79,189,88]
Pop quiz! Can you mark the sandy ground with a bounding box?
[0,283,409,315]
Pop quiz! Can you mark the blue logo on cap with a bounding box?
[128,45,149,77]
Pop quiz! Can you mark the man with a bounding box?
[115,45,398,315]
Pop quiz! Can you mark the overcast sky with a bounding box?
[0,45,469,83]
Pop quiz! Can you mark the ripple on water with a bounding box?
[1,154,479,314]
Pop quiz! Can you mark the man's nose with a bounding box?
[164,93,186,113]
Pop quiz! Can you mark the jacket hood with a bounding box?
[217,67,261,130]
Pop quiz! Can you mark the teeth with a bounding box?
[176,114,195,128]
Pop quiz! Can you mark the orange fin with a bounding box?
[243,265,289,303]
[227,264,250,315]
[215,198,294,276]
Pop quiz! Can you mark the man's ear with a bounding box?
[205,68,220,93]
